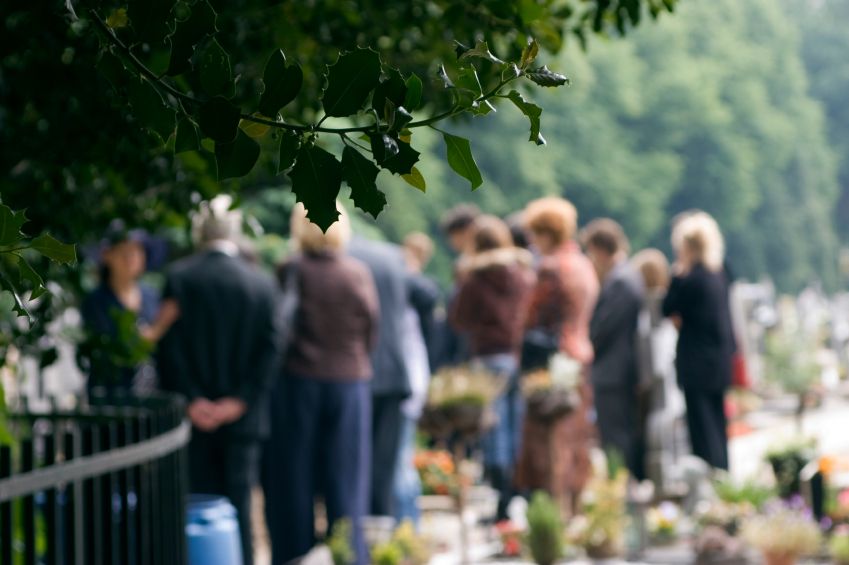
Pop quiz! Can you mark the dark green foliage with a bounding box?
[527,491,564,565]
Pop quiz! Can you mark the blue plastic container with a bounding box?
[186,494,243,565]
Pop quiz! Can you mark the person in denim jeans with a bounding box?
[450,215,534,521]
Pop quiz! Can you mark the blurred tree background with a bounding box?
[2,0,848,309]
[363,0,849,291]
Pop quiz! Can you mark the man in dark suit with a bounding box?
[583,219,646,480]
[158,198,279,565]
[349,236,411,517]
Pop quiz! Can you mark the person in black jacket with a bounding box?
[158,197,279,565]
[662,211,734,471]
[582,219,646,480]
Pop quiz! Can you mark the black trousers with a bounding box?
[594,385,645,481]
[188,430,260,565]
[371,394,405,517]
[683,389,728,471]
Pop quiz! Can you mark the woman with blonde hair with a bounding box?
[515,196,600,514]
[662,211,734,471]
[264,203,379,565]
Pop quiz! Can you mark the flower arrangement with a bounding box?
[766,437,817,499]
[741,500,822,565]
[419,365,504,438]
[567,469,629,558]
[413,450,459,496]
[830,525,849,565]
[647,502,680,544]
[521,353,581,421]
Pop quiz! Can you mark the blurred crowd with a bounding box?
[77,196,737,565]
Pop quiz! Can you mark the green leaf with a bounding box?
[404,74,423,110]
[96,51,129,89]
[0,204,27,246]
[391,106,413,133]
[175,116,200,153]
[240,115,271,138]
[198,38,233,98]
[370,135,419,176]
[128,0,174,45]
[0,271,28,318]
[520,38,540,69]
[369,133,400,162]
[215,129,260,180]
[443,132,483,190]
[288,144,343,231]
[16,256,46,300]
[166,0,217,76]
[458,40,505,65]
[198,96,240,142]
[31,234,76,264]
[342,146,385,218]
[401,167,426,192]
[453,67,483,110]
[372,68,407,116]
[106,8,129,29]
[277,131,301,173]
[258,50,303,117]
[526,65,570,87]
[126,78,175,140]
[506,90,544,145]
[322,48,382,118]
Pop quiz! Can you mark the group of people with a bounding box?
[78,194,737,565]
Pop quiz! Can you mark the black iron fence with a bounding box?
[0,393,191,565]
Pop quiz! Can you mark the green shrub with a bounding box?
[527,491,564,565]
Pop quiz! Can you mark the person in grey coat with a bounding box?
[582,219,646,480]
[348,236,412,517]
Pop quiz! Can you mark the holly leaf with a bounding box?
[175,116,200,153]
[370,133,400,162]
[404,73,423,111]
[526,65,570,87]
[506,90,544,145]
[443,132,483,190]
[453,67,483,111]
[199,39,233,98]
[258,50,303,117]
[372,68,407,116]
[0,270,28,318]
[322,48,382,118]
[215,129,260,180]
[0,204,27,246]
[240,115,271,138]
[166,0,217,76]
[391,106,413,133]
[401,167,426,192]
[16,256,47,300]
[520,38,540,69]
[288,144,343,231]
[198,96,240,143]
[371,134,419,175]
[31,234,76,264]
[458,40,505,65]
[128,0,174,45]
[126,78,175,140]
[106,8,129,29]
[277,130,301,173]
[342,146,385,218]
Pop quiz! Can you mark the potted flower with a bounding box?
[419,366,504,439]
[830,525,849,565]
[741,502,822,565]
[521,353,581,422]
[766,438,817,499]
[647,502,680,545]
[567,469,628,559]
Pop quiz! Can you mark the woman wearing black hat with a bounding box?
[79,221,174,393]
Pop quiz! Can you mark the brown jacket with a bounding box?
[281,251,379,381]
[450,248,535,357]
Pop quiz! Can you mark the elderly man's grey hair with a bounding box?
[192,194,243,245]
